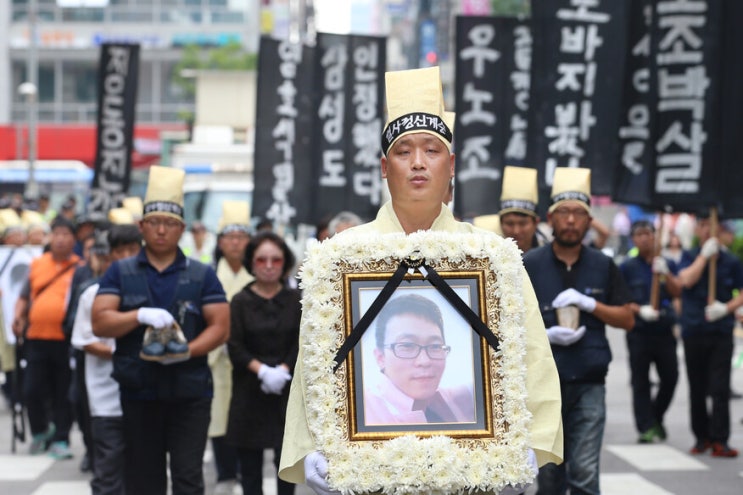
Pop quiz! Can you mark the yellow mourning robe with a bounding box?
[208,257,253,438]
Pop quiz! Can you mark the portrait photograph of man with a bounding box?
[354,288,481,430]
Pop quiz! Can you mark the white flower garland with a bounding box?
[299,230,533,495]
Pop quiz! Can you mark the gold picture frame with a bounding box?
[343,269,496,441]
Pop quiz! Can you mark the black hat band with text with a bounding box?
[500,199,537,215]
[144,201,184,219]
[221,224,251,234]
[382,112,452,155]
[550,191,591,208]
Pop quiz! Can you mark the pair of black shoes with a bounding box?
[140,323,190,364]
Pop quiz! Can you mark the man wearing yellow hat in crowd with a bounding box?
[92,165,229,495]
[209,201,253,494]
[499,166,543,254]
[523,168,634,495]
[279,67,563,495]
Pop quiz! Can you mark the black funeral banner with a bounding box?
[612,0,657,208]
[312,33,385,224]
[527,0,630,203]
[647,0,722,212]
[454,16,532,218]
[252,37,316,226]
[718,0,743,217]
[88,43,140,215]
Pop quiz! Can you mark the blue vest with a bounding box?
[524,245,613,384]
[619,256,676,335]
[112,257,212,400]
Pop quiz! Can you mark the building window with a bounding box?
[62,61,97,103]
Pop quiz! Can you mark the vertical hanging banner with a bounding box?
[612,0,657,207]
[649,0,722,211]
[252,37,316,226]
[527,0,630,205]
[88,43,140,215]
[454,16,532,218]
[346,35,386,221]
[312,33,385,223]
[719,0,743,217]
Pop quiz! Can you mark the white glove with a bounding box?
[552,288,597,313]
[701,238,719,259]
[705,300,729,322]
[638,305,660,322]
[304,451,340,495]
[652,256,669,275]
[136,307,175,329]
[497,448,538,495]
[258,364,292,395]
[546,325,586,346]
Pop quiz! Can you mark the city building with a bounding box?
[2,0,261,168]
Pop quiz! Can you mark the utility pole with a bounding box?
[24,0,39,199]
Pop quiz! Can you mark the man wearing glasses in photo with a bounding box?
[364,294,474,425]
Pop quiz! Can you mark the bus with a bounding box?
[0,160,94,211]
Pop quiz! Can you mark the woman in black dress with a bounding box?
[226,231,300,495]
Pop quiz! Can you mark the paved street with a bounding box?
[1,328,742,495]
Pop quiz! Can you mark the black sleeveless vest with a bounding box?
[524,245,613,384]
[111,257,212,400]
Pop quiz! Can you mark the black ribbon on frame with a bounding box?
[332,258,500,372]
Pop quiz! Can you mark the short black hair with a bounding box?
[244,231,296,280]
[50,216,76,235]
[630,220,655,236]
[108,224,142,249]
[255,218,273,231]
[89,229,111,256]
[375,294,445,349]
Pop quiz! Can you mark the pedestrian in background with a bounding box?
[72,223,142,494]
[226,231,300,495]
[523,167,634,495]
[92,166,229,494]
[498,166,542,254]
[676,211,743,458]
[13,216,81,459]
[210,201,253,494]
[619,220,681,444]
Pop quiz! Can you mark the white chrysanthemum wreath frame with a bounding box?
[299,230,533,495]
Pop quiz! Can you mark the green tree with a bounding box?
[172,41,257,122]
[173,41,257,99]
[491,0,530,16]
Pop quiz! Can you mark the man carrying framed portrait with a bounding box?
[279,66,563,495]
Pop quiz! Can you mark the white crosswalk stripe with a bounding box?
[0,454,55,481]
[30,481,90,495]
[600,473,675,495]
[605,444,709,471]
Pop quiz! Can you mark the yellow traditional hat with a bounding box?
[381,66,455,156]
[20,210,46,229]
[143,165,185,222]
[108,207,135,225]
[0,208,22,236]
[218,201,251,234]
[499,166,538,218]
[473,214,502,236]
[549,167,591,213]
[122,196,143,220]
